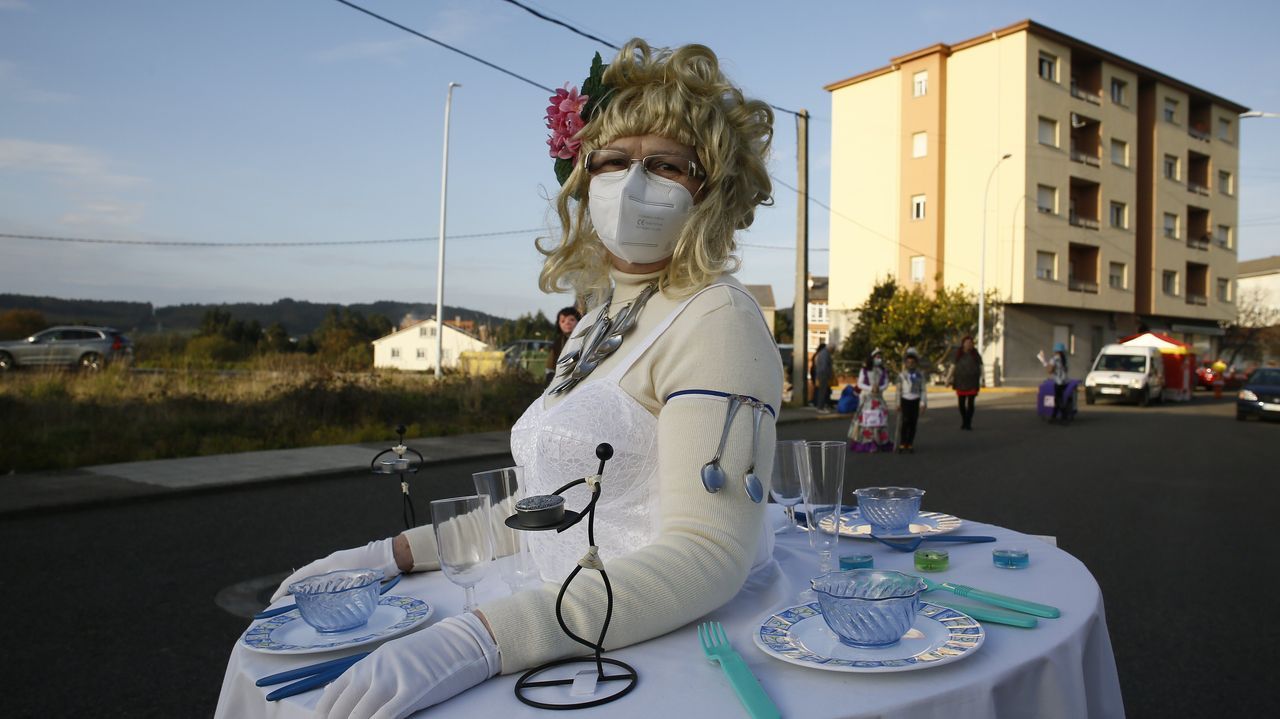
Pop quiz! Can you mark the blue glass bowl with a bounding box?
[288,568,385,633]
[811,569,926,648]
[854,486,925,535]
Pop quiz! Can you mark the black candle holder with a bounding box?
[369,425,425,529]
[505,443,638,710]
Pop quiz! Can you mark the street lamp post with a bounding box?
[434,82,461,381]
[978,152,1013,361]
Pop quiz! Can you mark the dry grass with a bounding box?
[0,366,542,473]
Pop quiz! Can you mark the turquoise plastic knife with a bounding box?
[928,600,1039,628]
[921,577,1062,618]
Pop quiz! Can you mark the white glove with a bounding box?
[271,538,398,602]
[314,612,500,719]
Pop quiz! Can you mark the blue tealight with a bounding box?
[839,553,874,570]
[992,548,1030,569]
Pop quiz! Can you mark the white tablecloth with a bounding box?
[216,509,1124,718]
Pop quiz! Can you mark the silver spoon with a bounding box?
[700,395,742,494]
[742,402,765,503]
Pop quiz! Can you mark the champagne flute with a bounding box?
[430,495,495,613]
[801,441,847,573]
[472,466,539,594]
[771,440,807,534]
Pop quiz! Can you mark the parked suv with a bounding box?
[0,326,133,371]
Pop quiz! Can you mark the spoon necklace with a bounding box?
[549,280,659,396]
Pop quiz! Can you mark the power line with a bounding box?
[0,228,543,248]
[331,0,553,93]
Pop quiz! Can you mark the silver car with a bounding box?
[0,325,133,371]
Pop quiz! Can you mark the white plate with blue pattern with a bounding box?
[820,509,963,540]
[242,595,433,655]
[754,601,984,673]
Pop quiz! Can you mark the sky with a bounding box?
[2,0,1279,321]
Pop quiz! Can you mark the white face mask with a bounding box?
[588,164,695,265]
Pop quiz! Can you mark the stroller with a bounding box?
[1037,379,1079,423]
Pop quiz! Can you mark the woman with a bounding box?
[266,40,779,719]
[950,335,983,430]
[812,342,833,411]
[895,347,927,453]
[544,306,582,385]
[1043,341,1069,423]
[848,348,893,452]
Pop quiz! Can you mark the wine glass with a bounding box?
[472,466,539,594]
[430,495,495,613]
[771,440,807,534]
[801,441,847,573]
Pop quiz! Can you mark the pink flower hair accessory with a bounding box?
[545,52,611,186]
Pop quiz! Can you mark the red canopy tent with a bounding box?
[1119,332,1195,402]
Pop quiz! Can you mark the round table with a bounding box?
[216,510,1123,718]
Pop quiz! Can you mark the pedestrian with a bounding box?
[268,39,781,719]
[544,306,582,386]
[896,347,927,453]
[849,348,894,452]
[1042,342,1070,423]
[813,342,833,412]
[950,335,983,430]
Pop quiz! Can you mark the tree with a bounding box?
[837,278,898,365]
[0,309,48,340]
[491,311,555,348]
[773,308,793,344]
[1221,287,1280,366]
[839,280,1002,372]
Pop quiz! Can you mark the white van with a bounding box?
[1084,345,1164,406]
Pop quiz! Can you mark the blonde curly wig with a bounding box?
[537,39,774,300]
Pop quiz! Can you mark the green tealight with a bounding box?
[914,548,949,572]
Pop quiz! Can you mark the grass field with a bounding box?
[0,366,543,473]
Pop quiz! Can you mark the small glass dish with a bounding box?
[853,487,925,535]
[288,568,385,633]
[992,547,1030,569]
[810,569,926,648]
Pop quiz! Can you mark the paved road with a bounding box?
[3,393,1276,717]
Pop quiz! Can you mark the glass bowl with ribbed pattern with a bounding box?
[288,569,385,633]
[854,486,925,536]
[810,569,926,648]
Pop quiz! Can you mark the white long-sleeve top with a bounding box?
[897,367,928,407]
[404,267,781,673]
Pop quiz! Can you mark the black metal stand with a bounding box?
[369,425,425,530]
[508,443,638,710]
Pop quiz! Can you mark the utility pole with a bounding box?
[791,109,810,407]
[434,82,460,380]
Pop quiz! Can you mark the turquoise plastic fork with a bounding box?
[697,622,781,719]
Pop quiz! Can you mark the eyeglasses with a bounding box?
[583,149,706,182]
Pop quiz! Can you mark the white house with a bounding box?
[372,318,490,371]
[1238,256,1280,320]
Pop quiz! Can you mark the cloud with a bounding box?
[0,0,30,10]
[0,138,145,189]
[0,60,75,104]
[58,201,145,227]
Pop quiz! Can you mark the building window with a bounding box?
[913,71,928,97]
[910,256,926,284]
[1163,154,1180,180]
[1163,97,1179,124]
[1109,262,1127,290]
[1163,212,1180,239]
[1162,270,1179,295]
[1217,117,1232,142]
[807,302,828,324]
[911,194,926,220]
[1038,52,1057,82]
[1110,78,1128,106]
[1036,251,1056,280]
[419,327,427,337]
[1110,201,1127,229]
[1110,139,1128,167]
[1218,170,1233,195]
[390,347,401,358]
[1038,116,1058,146]
[1036,184,1057,215]
[1217,278,1232,302]
[416,348,425,359]
[1216,224,1232,249]
[912,131,927,158]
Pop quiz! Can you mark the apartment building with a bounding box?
[825,20,1247,382]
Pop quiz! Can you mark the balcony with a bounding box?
[1187,235,1211,251]
[1070,114,1101,168]
[1068,243,1100,294]
[1189,97,1212,143]
[1188,126,1210,142]
[1070,56,1103,106]
[1186,262,1209,305]
[1187,151,1210,196]
[1069,177,1101,231]
[1187,206,1211,249]
[1185,294,1208,306]
[1071,148,1101,167]
[1068,279,1100,293]
[1069,212,1100,230]
[1070,83,1102,105]
[1187,182,1210,196]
